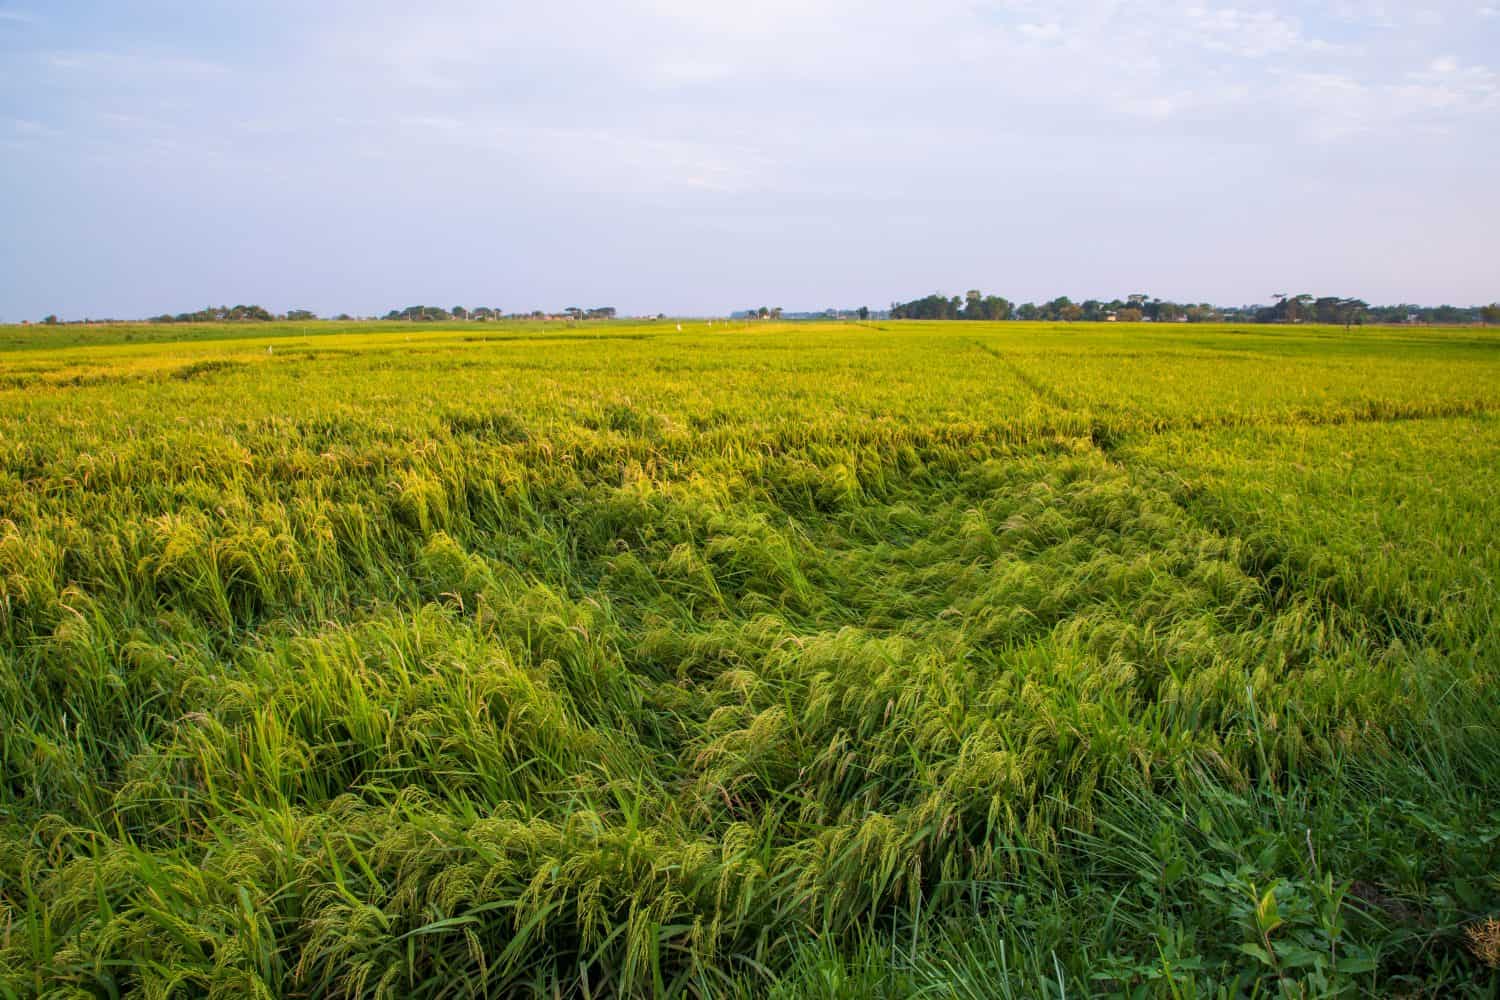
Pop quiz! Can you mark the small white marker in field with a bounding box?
[676,323,683,331]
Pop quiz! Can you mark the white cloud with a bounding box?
[1015,21,1064,42]
[1392,56,1500,114]
[5,0,1498,310]
[12,2,1495,165]
[1180,5,1327,57]
[42,50,227,79]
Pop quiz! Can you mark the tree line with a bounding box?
[134,305,622,324]
[24,297,1500,327]
[890,291,1500,327]
[144,306,348,323]
[382,305,616,321]
[148,305,277,323]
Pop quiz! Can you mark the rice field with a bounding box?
[1,319,1497,997]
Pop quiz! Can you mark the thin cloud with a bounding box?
[2,0,1497,316]
[42,50,228,78]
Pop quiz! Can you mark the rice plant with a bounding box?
[1,319,1497,997]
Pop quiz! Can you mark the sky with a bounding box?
[2,1,1497,319]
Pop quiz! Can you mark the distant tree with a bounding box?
[452,306,469,320]
[879,289,1480,326]
[42,314,58,325]
[892,294,951,319]
[771,307,783,319]
[953,291,1013,321]
[287,309,317,321]
[1040,296,1074,321]
[857,306,870,321]
[1312,296,1343,324]
[757,307,770,319]
[1482,303,1500,326]
[1337,298,1368,331]
[1272,293,1313,323]
[385,305,451,322]
[891,293,965,320]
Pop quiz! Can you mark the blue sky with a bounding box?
[2,1,1497,319]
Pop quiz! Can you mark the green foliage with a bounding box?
[385,305,452,322]
[151,304,275,323]
[0,319,1497,996]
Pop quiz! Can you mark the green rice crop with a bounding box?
[1,320,1497,996]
